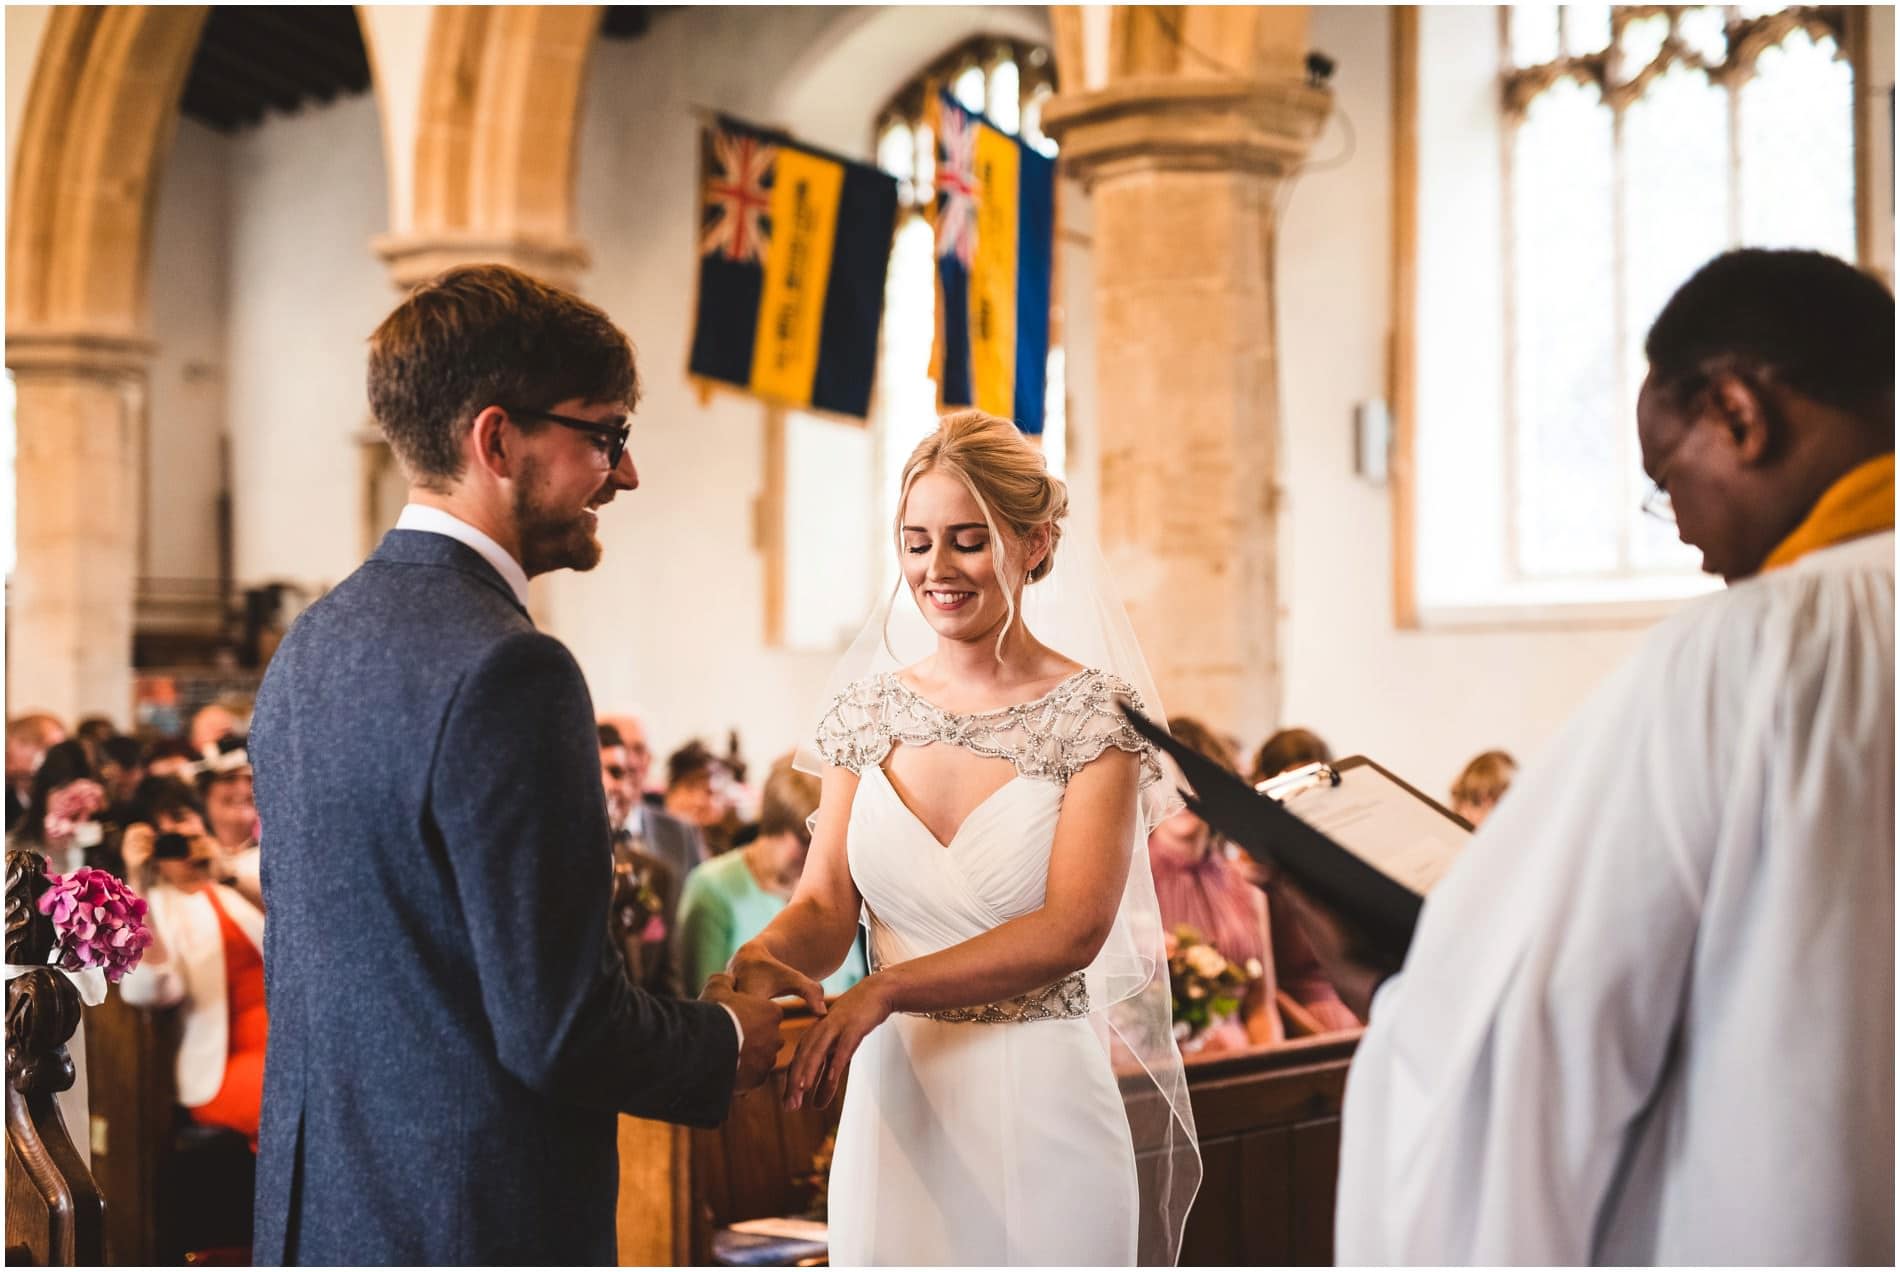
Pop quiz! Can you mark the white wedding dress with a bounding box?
[814,668,1162,1266]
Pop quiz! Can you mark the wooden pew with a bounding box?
[1171,1030,1360,1265]
[81,987,176,1265]
[6,847,107,1266]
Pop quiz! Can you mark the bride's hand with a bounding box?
[730,940,828,1015]
[784,975,895,1111]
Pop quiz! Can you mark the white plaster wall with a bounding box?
[1275,6,1650,797]
[224,92,391,590]
[145,118,232,583]
[558,5,1056,766]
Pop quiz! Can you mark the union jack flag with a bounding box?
[935,102,979,268]
[701,128,777,265]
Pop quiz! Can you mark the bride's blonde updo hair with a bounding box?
[895,410,1068,655]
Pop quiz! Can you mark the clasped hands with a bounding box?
[725,942,894,1111]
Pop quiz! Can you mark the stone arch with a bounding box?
[7,6,209,351]
[377,4,603,289]
[4,4,397,722]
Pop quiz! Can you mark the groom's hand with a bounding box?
[700,972,785,1092]
[729,941,828,1016]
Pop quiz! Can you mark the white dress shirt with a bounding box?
[395,503,532,609]
[393,502,744,1059]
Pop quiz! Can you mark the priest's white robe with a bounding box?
[1336,531,1894,1266]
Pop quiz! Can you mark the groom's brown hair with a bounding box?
[367,264,639,492]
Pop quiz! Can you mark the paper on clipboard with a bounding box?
[1261,759,1469,896]
[1122,704,1470,963]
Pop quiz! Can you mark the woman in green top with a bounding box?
[677,757,868,996]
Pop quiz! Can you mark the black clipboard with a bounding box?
[1123,704,1467,965]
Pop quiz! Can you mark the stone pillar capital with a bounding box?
[372,230,593,293]
[1040,75,1332,186]
[5,328,157,381]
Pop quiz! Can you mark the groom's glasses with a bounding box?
[497,404,631,469]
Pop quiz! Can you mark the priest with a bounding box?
[1278,248,1894,1264]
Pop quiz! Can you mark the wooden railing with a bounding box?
[6,848,107,1266]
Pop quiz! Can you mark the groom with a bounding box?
[250,265,785,1265]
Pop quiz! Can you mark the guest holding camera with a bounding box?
[196,738,262,907]
[119,783,269,1150]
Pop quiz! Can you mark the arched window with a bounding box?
[1502,5,1859,582]
[770,36,1063,651]
[868,37,1062,595]
[1399,5,1877,622]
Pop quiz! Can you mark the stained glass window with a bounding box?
[1501,5,1859,583]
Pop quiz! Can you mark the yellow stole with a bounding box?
[1760,453,1896,572]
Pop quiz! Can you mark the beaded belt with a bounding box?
[871,951,1090,1023]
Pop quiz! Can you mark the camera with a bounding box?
[153,832,193,861]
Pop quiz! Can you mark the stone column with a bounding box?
[372,232,592,293]
[6,333,154,725]
[1042,75,1329,738]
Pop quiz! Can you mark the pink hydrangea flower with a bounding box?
[42,780,106,842]
[36,867,154,984]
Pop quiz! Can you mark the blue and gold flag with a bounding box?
[688,115,899,419]
[930,89,1056,434]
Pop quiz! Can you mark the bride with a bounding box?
[732,410,1200,1265]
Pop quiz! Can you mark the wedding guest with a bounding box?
[190,703,241,756]
[74,715,117,767]
[6,712,66,833]
[1450,749,1518,827]
[1149,717,1283,1052]
[13,740,107,873]
[598,712,660,804]
[600,717,708,929]
[666,739,739,855]
[196,739,261,907]
[145,737,201,780]
[1251,726,1361,1033]
[1250,726,1332,786]
[677,757,867,997]
[119,813,269,1150]
[98,735,147,807]
[600,724,680,995]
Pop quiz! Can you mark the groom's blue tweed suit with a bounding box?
[250,529,737,1265]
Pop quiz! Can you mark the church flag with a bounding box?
[929,89,1056,435]
[688,115,900,419]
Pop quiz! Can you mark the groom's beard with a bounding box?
[515,458,605,574]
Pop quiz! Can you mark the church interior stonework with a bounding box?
[5,4,1894,1267]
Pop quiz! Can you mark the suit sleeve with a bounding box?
[433,630,738,1126]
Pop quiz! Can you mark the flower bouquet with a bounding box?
[1165,923,1262,1047]
[37,867,154,993]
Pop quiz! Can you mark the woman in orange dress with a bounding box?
[119,783,268,1146]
